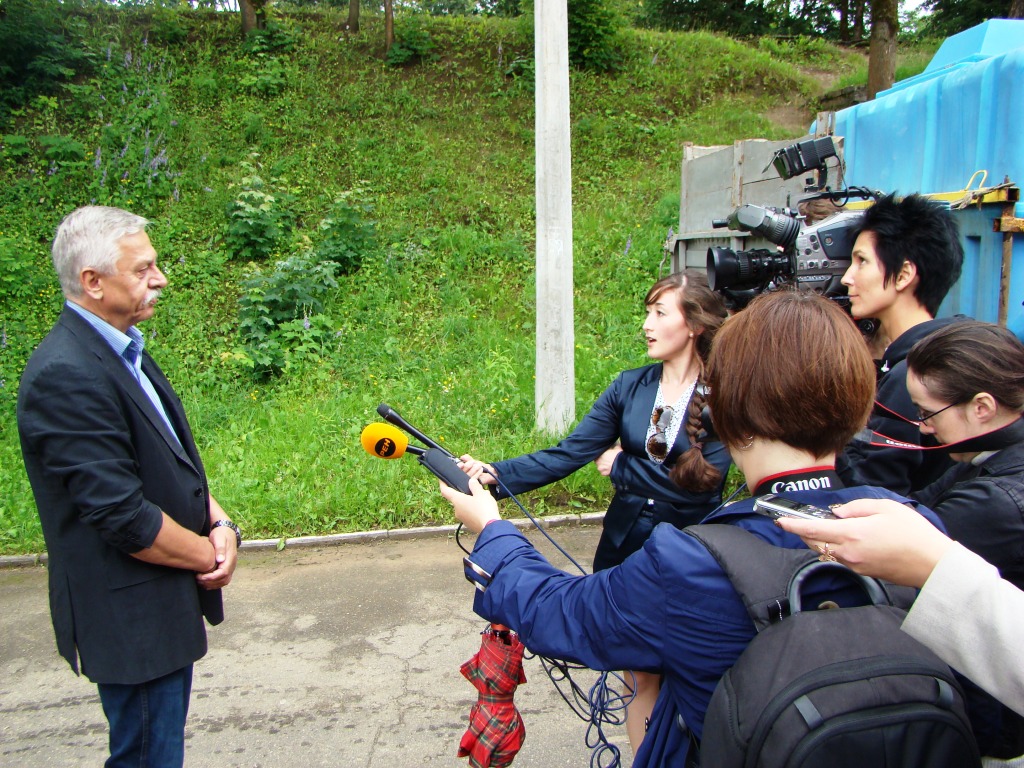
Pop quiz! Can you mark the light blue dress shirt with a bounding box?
[65,301,181,445]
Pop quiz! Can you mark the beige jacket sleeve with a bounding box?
[902,542,1024,717]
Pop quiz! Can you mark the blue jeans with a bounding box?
[97,665,193,768]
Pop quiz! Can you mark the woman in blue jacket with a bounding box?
[442,291,940,767]
[458,269,731,748]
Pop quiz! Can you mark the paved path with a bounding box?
[0,523,633,767]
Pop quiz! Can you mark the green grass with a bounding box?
[0,7,856,554]
[833,40,942,91]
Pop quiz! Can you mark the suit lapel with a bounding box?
[140,352,201,472]
[60,309,198,472]
[626,365,662,455]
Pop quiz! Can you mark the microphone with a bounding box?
[361,416,471,495]
[377,402,453,457]
[360,423,425,459]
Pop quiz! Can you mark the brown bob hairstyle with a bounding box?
[707,291,875,457]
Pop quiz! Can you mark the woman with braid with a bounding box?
[458,270,732,752]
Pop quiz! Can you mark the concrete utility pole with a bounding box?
[534,0,575,433]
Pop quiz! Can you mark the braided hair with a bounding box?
[644,271,728,493]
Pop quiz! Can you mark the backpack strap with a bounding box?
[685,524,919,630]
[685,524,818,631]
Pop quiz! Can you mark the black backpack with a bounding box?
[685,524,981,768]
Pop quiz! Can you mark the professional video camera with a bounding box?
[706,136,876,311]
[707,205,863,309]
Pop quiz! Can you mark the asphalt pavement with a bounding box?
[0,517,633,767]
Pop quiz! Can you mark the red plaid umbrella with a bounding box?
[458,624,527,768]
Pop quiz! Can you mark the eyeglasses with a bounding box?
[916,400,961,424]
[647,405,674,459]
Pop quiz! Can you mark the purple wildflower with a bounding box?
[173,187,180,202]
[94,147,102,169]
[124,50,133,67]
[624,235,632,256]
[303,317,311,330]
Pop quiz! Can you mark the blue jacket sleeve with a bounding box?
[466,521,668,671]
[490,373,627,496]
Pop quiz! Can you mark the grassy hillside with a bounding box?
[0,6,863,554]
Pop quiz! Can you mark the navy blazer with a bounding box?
[17,307,222,685]
[491,364,732,547]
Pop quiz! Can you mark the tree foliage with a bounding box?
[639,0,873,39]
[920,0,1019,35]
[0,0,96,122]
[567,0,623,71]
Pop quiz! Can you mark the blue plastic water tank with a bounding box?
[827,20,1024,335]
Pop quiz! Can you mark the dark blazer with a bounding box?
[838,316,961,495]
[491,364,732,548]
[17,307,222,685]
[911,422,1024,592]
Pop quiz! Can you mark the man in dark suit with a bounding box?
[17,206,240,767]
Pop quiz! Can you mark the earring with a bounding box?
[742,435,754,449]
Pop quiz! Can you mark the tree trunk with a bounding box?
[347,0,360,32]
[866,0,898,100]
[240,0,257,36]
[852,0,866,40]
[1010,0,1024,18]
[384,0,394,53]
[838,0,849,42]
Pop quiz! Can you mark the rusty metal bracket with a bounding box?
[994,215,1024,234]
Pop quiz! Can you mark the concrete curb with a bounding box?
[0,512,606,568]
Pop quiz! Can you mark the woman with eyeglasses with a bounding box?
[904,321,1024,592]
[442,291,958,767]
[457,270,731,751]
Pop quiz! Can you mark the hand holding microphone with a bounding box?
[439,475,501,534]
[457,454,497,487]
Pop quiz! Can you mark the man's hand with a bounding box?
[197,494,238,589]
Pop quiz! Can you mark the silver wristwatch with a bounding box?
[211,519,242,548]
